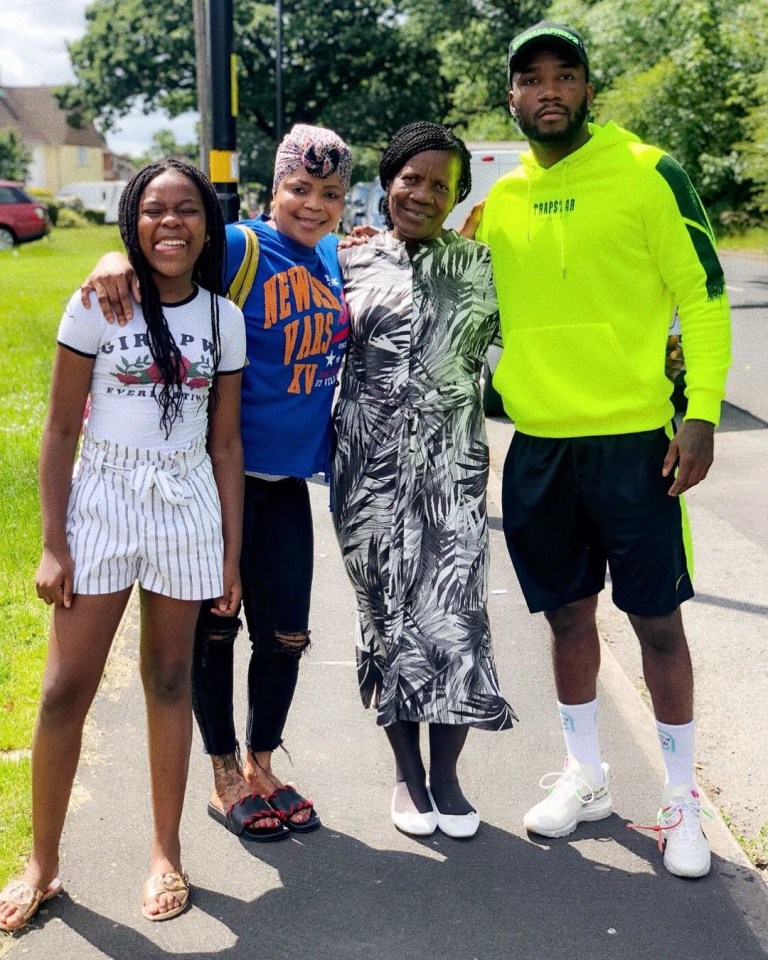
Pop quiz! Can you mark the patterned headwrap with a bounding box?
[272,124,352,193]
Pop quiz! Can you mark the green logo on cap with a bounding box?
[512,25,581,55]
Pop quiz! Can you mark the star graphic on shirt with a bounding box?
[325,350,337,366]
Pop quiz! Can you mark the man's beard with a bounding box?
[516,96,589,146]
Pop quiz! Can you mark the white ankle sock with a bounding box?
[557,699,604,784]
[656,719,696,786]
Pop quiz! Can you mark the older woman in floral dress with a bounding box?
[332,122,516,840]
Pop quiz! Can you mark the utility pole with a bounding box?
[192,0,211,175]
[275,0,284,143]
[209,0,240,223]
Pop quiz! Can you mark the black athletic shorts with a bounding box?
[501,427,694,616]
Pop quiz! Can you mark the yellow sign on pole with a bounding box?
[210,149,239,184]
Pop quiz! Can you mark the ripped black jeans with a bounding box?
[192,475,313,755]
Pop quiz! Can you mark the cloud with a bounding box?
[0,0,198,157]
[0,2,88,85]
[106,109,199,159]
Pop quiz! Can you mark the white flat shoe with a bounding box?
[391,783,437,836]
[428,789,480,839]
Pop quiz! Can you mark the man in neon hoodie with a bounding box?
[474,22,731,878]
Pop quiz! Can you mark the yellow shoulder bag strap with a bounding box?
[227,224,260,309]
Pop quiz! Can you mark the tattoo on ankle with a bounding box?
[212,753,246,799]
[212,753,241,774]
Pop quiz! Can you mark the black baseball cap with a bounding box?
[508,21,589,84]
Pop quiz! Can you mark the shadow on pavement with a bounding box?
[717,403,767,432]
[691,593,768,617]
[13,818,766,960]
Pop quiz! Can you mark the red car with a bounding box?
[0,180,50,250]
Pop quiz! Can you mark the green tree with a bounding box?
[58,0,553,191]
[57,0,196,131]
[731,1,768,218]
[58,0,450,185]
[0,129,32,182]
[133,129,200,169]
[550,0,767,218]
[403,0,547,135]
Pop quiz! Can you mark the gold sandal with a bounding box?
[0,877,63,932]
[141,871,190,922]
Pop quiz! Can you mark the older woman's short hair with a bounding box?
[378,122,472,204]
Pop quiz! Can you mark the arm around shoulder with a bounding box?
[457,200,486,241]
[80,251,139,326]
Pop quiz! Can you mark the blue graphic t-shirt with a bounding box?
[226,217,347,477]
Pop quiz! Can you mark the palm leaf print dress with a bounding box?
[332,230,516,731]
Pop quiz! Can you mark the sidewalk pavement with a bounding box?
[4,413,768,960]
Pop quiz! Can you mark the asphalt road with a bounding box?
[721,252,768,424]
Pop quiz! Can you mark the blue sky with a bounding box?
[0,0,198,157]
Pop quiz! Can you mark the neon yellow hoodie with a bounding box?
[477,122,731,437]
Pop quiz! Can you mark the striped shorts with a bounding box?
[66,429,224,600]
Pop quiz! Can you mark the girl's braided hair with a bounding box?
[117,158,226,438]
[378,122,472,229]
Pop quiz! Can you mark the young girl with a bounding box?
[0,159,246,930]
[79,126,351,842]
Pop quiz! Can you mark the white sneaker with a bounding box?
[659,784,711,878]
[523,757,613,838]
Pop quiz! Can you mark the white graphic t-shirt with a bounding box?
[58,286,246,451]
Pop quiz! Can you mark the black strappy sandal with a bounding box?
[266,785,321,833]
[208,794,290,842]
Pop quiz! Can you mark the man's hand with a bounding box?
[80,252,139,326]
[458,200,485,240]
[663,419,715,496]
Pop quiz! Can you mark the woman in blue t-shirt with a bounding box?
[80,126,351,841]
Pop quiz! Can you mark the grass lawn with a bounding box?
[0,226,121,886]
[717,225,768,257]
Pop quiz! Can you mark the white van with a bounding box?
[448,144,526,415]
[444,142,526,230]
[56,181,128,224]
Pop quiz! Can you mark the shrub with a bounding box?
[82,209,106,225]
[55,207,90,229]
[55,195,84,212]
[718,209,762,233]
